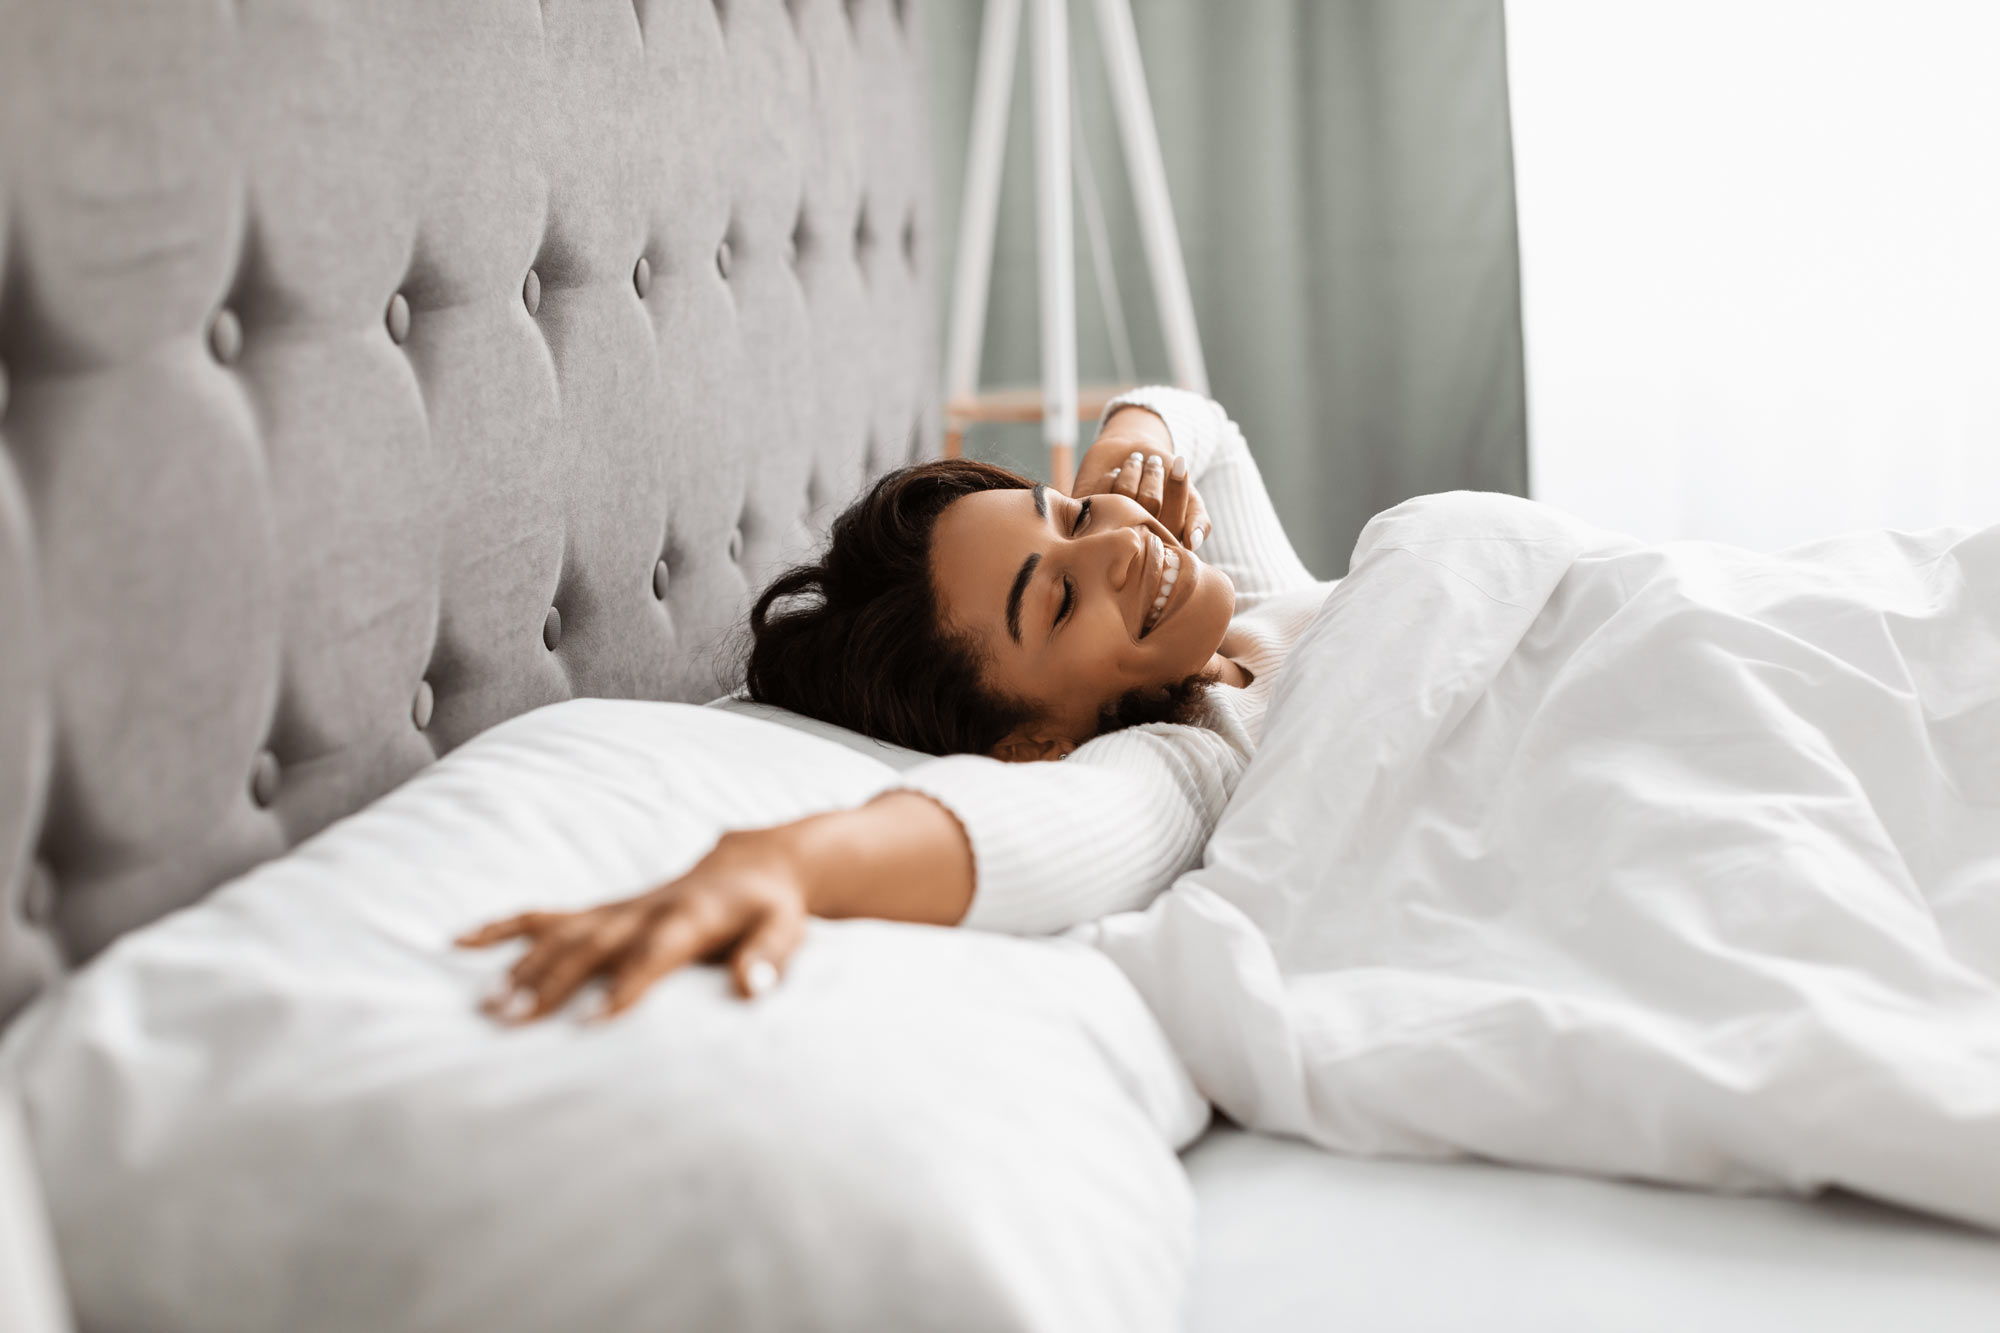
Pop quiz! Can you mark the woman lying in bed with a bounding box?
[453,393,2000,1231]
[461,387,1321,1021]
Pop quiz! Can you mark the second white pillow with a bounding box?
[6,700,1208,1333]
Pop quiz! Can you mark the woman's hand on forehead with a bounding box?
[1072,407,1210,551]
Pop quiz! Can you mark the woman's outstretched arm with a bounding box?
[462,709,1243,1019]
[897,720,1242,935]
[458,790,972,1021]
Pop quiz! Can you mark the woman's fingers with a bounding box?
[599,896,746,1018]
[468,829,821,1024]
[483,942,576,1021]
[1136,453,1167,514]
[1094,449,1204,546]
[500,913,596,994]
[1111,452,1144,502]
[1184,489,1210,552]
[456,911,552,948]
[1157,456,1191,536]
[485,911,636,1020]
[731,901,806,1000]
[514,946,600,1020]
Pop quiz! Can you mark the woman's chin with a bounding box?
[1152,621,1229,684]
[1184,584,1235,665]
[1140,568,1233,676]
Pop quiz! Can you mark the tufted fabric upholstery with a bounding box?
[0,0,935,1022]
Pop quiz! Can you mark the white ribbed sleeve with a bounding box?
[898,387,1321,935]
[900,722,1243,933]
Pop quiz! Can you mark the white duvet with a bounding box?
[1092,492,2000,1230]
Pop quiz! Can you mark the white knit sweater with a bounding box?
[897,387,1334,934]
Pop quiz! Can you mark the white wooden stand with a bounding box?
[942,0,1208,491]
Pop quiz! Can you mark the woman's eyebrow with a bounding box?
[1006,553,1040,645]
[1005,485,1053,646]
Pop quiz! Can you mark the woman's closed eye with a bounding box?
[1053,500,1092,628]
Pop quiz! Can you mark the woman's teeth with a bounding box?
[1142,544,1181,635]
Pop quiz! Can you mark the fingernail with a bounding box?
[1191,526,1206,551]
[495,989,535,1023]
[1106,468,1120,480]
[1127,452,1143,466]
[1171,456,1188,479]
[743,957,778,998]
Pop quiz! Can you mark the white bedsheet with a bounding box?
[1183,1126,2000,1333]
[1094,492,2000,1230]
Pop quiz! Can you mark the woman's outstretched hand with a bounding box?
[457,791,976,1024]
[458,827,810,1023]
[1070,405,1210,552]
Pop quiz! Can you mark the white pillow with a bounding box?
[1,700,1206,1333]
[703,692,933,770]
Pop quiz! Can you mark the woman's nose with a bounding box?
[1093,523,1148,593]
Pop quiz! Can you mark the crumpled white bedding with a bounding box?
[1092,491,2000,1230]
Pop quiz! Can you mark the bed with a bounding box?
[2,2,1998,1330]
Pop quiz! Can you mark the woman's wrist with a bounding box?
[736,818,827,913]
[781,792,974,924]
[1085,406,1173,472]
[1101,402,1169,438]
[681,824,806,910]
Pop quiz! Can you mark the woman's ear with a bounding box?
[990,731,1078,764]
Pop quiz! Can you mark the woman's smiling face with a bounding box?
[929,481,1235,754]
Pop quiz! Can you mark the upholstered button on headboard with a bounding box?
[0,0,934,1021]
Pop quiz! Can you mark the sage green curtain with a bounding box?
[926,0,1528,577]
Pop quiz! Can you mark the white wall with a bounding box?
[1507,0,2000,549]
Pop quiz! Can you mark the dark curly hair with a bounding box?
[746,458,1218,756]
[746,459,1037,755]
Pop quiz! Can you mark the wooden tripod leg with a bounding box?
[1032,0,1080,490]
[1049,443,1076,494]
[1090,0,1208,394]
[943,0,1022,424]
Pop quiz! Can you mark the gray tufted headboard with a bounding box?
[0,0,935,1022]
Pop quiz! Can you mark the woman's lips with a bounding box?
[1139,531,1193,638]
